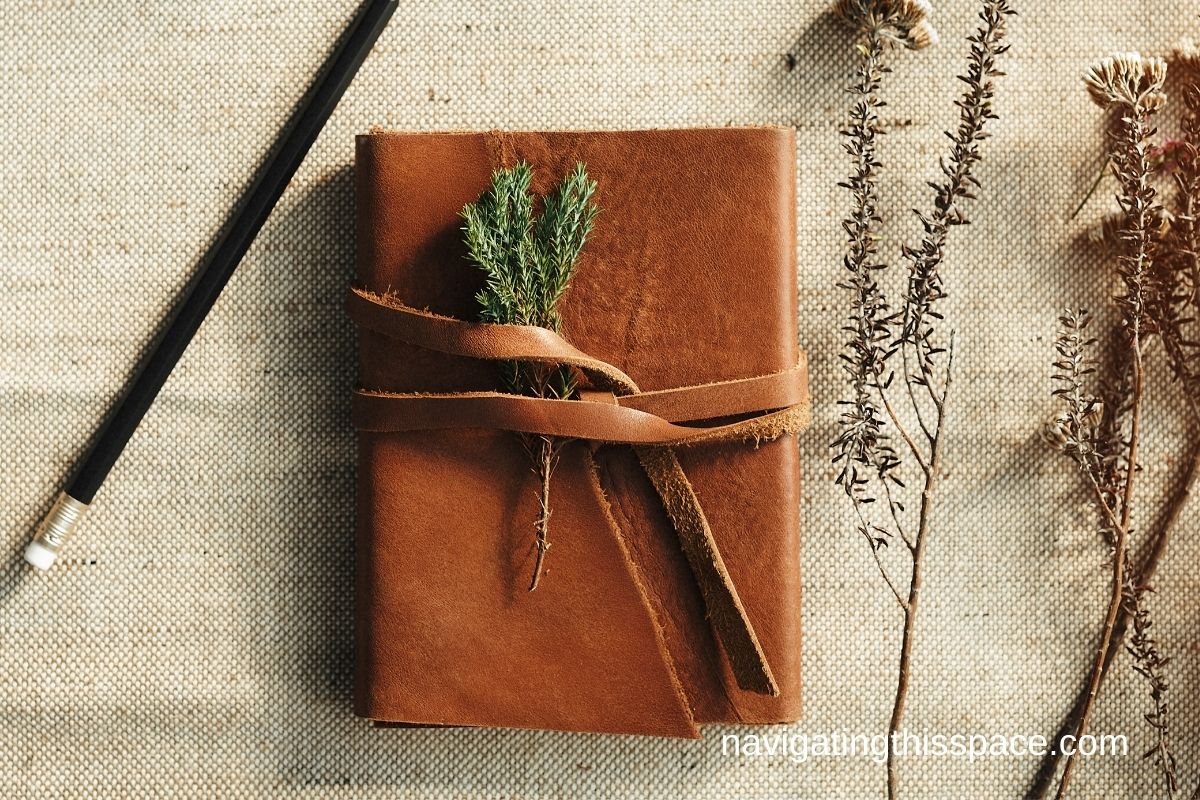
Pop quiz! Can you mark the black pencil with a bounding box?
[25,0,398,570]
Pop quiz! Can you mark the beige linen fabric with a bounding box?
[1,1,1197,797]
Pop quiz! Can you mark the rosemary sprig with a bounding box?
[461,161,598,591]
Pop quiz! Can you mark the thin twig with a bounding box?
[1124,575,1179,798]
[885,342,951,800]
[1083,468,1126,537]
[881,388,931,475]
[901,341,935,442]
[881,477,915,552]
[874,547,909,610]
[852,493,909,608]
[1071,157,1110,220]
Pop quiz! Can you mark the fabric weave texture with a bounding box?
[0,1,1196,797]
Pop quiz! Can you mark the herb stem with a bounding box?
[460,162,598,593]
[528,435,555,592]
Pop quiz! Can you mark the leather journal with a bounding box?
[350,127,809,737]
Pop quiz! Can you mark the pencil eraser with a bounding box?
[24,540,58,571]
[26,491,89,571]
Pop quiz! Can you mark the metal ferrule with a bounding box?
[26,492,89,568]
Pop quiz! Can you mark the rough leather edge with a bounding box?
[583,449,700,738]
[634,445,779,697]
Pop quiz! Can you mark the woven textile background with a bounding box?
[1,1,1197,797]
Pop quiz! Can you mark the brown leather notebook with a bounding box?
[351,127,807,737]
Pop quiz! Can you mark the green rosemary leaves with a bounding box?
[461,161,599,591]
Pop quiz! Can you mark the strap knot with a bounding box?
[347,285,810,697]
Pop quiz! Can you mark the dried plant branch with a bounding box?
[1124,579,1180,798]
[1050,52,1166,800]
[1042,51,1196,800]
[1031,430,1200,799]
[830,3,1013,798]
[875,4,1013,795]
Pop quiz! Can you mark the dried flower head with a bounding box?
[1040,416,1071,451]
[908,19,939,50]
[1084,52,1168,111]
[833,0,938,50]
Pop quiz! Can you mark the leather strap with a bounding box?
[602,367,808,420]
[348,286,809,431]
[347,286,808,698]
[352,390,805,444]
[349,287,639,393]
[634,445,779,696]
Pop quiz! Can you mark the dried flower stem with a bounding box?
[1033,432,1200,799]
[1051,53,1167,800]
[831,3,1012,799]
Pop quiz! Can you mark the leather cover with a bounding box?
[353,127,803,737]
